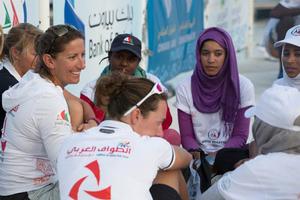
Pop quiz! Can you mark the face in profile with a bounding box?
[110,50,140,75]
[200,40,226,76]
[20,44,38,70]
[282,44,300,78]
[51,38,85,87]
[134,100,167,137]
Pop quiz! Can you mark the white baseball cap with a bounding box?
[274,25,300,48]
[245,84,300,131]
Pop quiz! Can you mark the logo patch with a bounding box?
[55,110,71,126]
[208,129,220,140]
[69,160,111,200]
[122,36,134,45]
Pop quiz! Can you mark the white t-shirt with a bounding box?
[0,71,72,195]
[217,153,300,200]
[274,74,300,90]
[57,120,175,200]
[81,72,166,102]
[175,75,255,153]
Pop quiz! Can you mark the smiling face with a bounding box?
[51,38,85,87]
[133,100,167,137]
[109,50,140,75]
[200,40,226,76]
[282,44,300,78]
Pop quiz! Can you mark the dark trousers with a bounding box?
[0,192,29,200]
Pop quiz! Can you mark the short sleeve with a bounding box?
[174,78,192,114]
[81,79,97,102]
[150,137,175,170]
[239,75,255,108]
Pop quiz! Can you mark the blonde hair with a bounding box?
[1,23,42,62]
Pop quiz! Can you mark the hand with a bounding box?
[190,151,201,160]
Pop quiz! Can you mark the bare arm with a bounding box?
[64,89,97,131]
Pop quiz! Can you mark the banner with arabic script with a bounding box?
[0,0,40,33]
[53,0,144,95]
[147,0,204,83]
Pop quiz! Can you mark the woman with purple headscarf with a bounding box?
[175,27,255,167]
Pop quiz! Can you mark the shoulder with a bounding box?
[146,73,168,92]
[138,135,173,155]
[175,76,191,93]
[81,79,97,100]
[146,72,160,82]
[239,74,255,107]
[82,79,97,92]
[273,78,287,86]
[239,74,254,90]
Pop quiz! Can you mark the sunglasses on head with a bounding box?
[47,25,77,54]
[123,82,164,116]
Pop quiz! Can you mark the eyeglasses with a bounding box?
[123,83,164,116]
[47,26,69,54]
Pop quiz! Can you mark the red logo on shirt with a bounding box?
[69,160,111,200]
[57,110,70,122]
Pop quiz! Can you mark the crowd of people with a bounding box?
[0,20,299,200]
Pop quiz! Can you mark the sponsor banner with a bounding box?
[53,0,144,95]
[204,0,252,52]
[0,0,40,33]
[147,0,204,83]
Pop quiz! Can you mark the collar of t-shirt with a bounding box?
[3,58,22,81]
[98,120,142,138]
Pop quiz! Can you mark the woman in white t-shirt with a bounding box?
[273,24,300,89]
[0,25,85,200]
[58,73,192,200]
[175,27,255,170]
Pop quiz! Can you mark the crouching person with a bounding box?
[57,72,192,200]
[201,85,300,200]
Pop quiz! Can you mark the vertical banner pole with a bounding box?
[39,0,50,30]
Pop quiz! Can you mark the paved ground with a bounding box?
[167,19,279,131]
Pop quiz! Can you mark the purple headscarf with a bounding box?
[191,27,240,124]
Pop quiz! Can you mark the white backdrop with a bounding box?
[53,0,145,95]
[0,0,41,33]
[204,0,254,54]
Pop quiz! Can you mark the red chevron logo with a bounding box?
[69,160,111,200]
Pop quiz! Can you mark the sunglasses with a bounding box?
[47,25,75,54]
[123,82,164,116]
